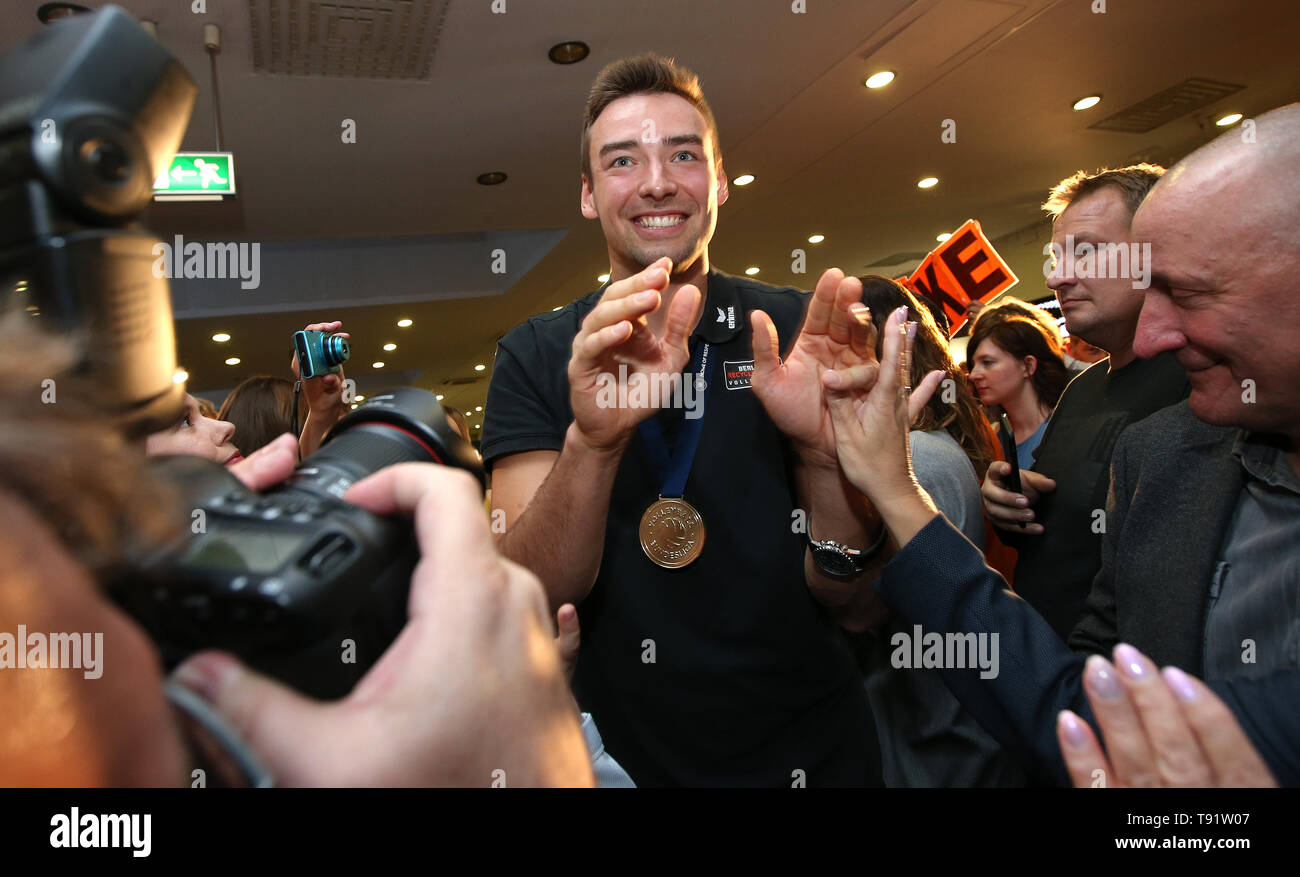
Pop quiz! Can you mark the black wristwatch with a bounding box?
[807,524,887,577]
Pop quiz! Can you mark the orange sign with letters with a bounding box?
[900,219,1018,334]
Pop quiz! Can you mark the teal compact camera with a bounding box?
[294,330,350,379]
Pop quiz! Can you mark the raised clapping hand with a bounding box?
[1057,644,1277,788]
[567,257,702,453]
[818,305,945,543]
[751,268,876,466]
[174,454,594,787]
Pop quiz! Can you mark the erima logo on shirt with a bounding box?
[715,306,735,329]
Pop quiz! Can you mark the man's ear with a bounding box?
[716,161,729,207]
[580,175,599,219]
[1023,354,1039,377]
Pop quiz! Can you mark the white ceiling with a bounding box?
[2,0,1296,429]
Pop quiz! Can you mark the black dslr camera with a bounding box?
[0,6,483,698]
[121,388,483,698]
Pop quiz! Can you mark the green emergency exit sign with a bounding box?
[153,152,236,196]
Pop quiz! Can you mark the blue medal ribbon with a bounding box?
[636,342,713,498]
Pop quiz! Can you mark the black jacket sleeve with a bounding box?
[877,514,1300,787]
[875,514,1090,785]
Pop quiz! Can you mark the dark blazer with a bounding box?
[1067,401,1246,673]
[876,402,1299,785]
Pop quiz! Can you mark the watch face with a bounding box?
[812,546,859,577]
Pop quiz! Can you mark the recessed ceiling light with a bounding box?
[552,306,562,311]
[474,364,486,371]
[382,343,397,351]
[548,40,590,64]
[475,406,483,412]
[808,234,825,244]
[474,424,480,429]
[355,395,365,402]
[372,361,385,369]
[864,71,895,89]
[397,318,413,328]
[1215,112,1243,127]
[436,394,445,401]
[733,174,755,186]
[476,171,507,186]
[1073,95,1102,111]
[598,273,611,282]
[917,176,939,189]
[745,267,760,275]
[936,233,952,242]
[172,369,189,384]
[211,332,231,343]
[351,403,359,409]
[224,357,241,366]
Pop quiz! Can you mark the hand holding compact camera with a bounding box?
[291,321,353,456]
[293,323,351,382]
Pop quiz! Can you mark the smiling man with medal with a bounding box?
[482,55,892,787]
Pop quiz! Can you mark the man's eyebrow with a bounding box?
[1151,270,1211,291]
[598,133,705,158]
[598,139,639,158]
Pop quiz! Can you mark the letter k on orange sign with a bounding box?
[902,219,1018,334]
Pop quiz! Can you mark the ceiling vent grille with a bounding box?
[1089,77,1245,134]
[249,0,451,80]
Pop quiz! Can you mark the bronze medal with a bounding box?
[639,497,706,569]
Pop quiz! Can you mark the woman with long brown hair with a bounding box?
[217,375,296,457]
[966,303,1070,470]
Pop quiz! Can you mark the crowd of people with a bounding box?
[2,52,1296,788]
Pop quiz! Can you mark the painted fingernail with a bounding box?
[1058,711,1090,748]
[1162,666,1199,702]
[893,305,908,324]
[1085,655,1123,700]
[1021,510,1034,520]
[1015,496,1028,506]
[1114,643,1148,679]
[906,321,917,340]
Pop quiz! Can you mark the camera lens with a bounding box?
[288,388,484,499]
[323,333,350,367]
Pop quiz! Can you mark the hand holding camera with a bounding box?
[291,320,352,457]
[171,462,594,787]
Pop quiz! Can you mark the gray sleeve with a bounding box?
[909,430,985,550]
[580,713,636,788]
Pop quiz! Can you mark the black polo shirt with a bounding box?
[482,270,878,787]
